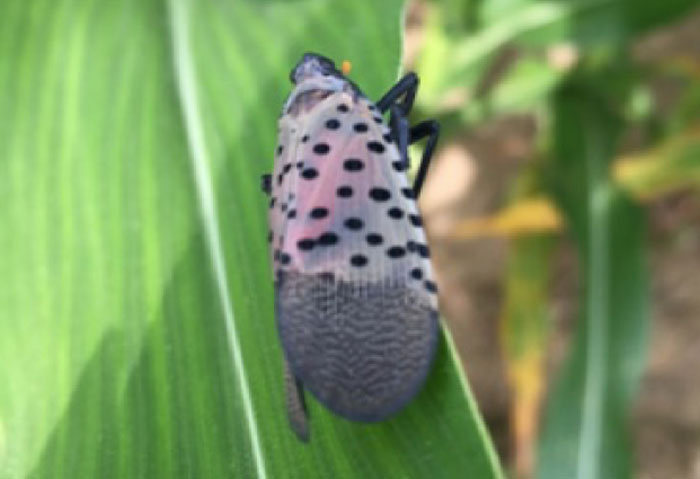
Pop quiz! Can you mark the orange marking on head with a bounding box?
[341,60,352,76]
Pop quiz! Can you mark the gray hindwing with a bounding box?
[275,270,439,422]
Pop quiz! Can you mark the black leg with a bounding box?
[376,72,418,114]
[261,174,272,195]
[389,103,410,170]
[379,73,438,198]
[387,111,439,199]
[284,359,309,442]
[409,120,440,198]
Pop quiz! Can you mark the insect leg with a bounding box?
[261,174,272,195]
[389,103,410,170]
[409,120,440,198]
[376,72,418,114]
[382,74,437,197]
[284,359,310,442]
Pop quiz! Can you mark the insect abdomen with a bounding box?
[276,270,439,422]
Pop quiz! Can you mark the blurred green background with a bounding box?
[407,0,700,478]
[1,0,699,478]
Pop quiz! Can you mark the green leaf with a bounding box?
[0,0,503,478]
[537,67,650,479]
[416,0,698,117]
[479,0,699,47]
[615,126,700,199]
[501,233,554,478]
[459,57,565,123]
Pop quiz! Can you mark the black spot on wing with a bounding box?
[344,218,364,231]
[367,141,385,154]
[325,119,341,130]
[350,254,368,267]
[313,143,330,155]
[392,161,408,172]
[344,159,364,172]
[297,239,315,251]
[424,280,438,293]
[369,187,391,202]
[310,207,329,219]
[353,122,369,133]
[366,233,383,246]
[409,214,423,227]
[387,246,406,258]
[317,232,339,246]
[388,207,404,219]
[337,185,353,198]
[301,168,318,180]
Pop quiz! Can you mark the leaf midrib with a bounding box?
[165,1,267,477]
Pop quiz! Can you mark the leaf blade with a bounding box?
[537,67,650,479]
[0,0,503,478]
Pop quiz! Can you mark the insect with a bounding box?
[262,53,440,441]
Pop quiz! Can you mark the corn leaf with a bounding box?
[0,1,502,477]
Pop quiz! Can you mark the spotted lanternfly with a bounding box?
[262,53,440,441]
